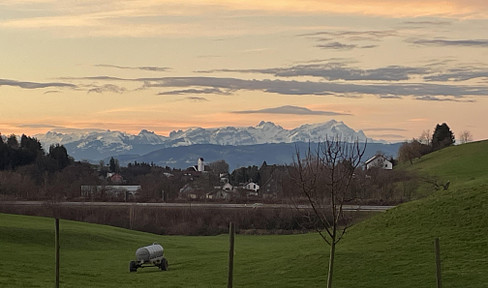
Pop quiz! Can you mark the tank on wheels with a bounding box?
[129,243,168,272]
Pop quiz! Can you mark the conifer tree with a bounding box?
[431,123,455,150]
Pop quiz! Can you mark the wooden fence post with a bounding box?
[227,222,235,288]
[129,206,134,230]
[435,237,442,288]
[55,218,60,288]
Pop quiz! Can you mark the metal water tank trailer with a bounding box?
[129,243,168,272]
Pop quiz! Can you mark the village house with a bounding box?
[244,181,260,197]
[206,189,239,200]
[365,154,393,170]
[178,183,207,200]
[206,182,239,200]
[106,172,124,184]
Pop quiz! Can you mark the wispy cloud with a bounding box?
[301,30,397,40]
[62,76,124,81]
[185,97,209,102]
[0,79,76,89]
[424,68,488,82]
[157,88,232,95]
[300,29,395,51]
[411,39,488,47]
[43,90,61,94]
[415,95,475,102]
[232,105,352,116]
[95,64,170,72]
[18,123,63,129]
[401,20,452,27]
[87,84,126,94]
[316,42,357,50]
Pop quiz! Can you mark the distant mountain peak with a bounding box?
[138,129,155,135]
[257,120,275,126]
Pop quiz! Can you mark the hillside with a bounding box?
[333,140,488,287]
[404,140,488,188]
[1,141,487,287]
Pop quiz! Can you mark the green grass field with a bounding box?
[1,140,487,287]
[0,213,328,287]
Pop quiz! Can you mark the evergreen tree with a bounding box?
[0,135,9,169]
[431,123,455,150]
[19,135,44,165]
[109,157,120,173]
[230,165,260,184]
[6,134,19,149]
[48,144,71,170]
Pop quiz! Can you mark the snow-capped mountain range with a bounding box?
[33,120,380,164]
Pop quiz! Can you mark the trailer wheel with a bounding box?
[160,258,169,271]
[129,261,137,272]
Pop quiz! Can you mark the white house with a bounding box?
[243,181,260,197]
[365,155,393,170]
[222,183,233,191]
[245,182,260,192]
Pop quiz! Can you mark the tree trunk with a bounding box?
[326,240,336,288]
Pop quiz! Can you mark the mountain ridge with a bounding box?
[33,120,394,168]
[36,120,374,149]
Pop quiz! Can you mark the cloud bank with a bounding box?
[201,64,428,81]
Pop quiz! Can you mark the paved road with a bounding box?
[0,201,395,212]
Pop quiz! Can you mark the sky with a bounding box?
[1,0,487,142]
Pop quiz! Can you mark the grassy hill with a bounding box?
[401,140,488,197]
[1,140,487,287]
[333,140,488,287]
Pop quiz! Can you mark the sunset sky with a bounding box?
[1,0,487,142]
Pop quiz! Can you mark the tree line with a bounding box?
[0,134,71,173]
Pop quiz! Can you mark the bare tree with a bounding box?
[419,129,431,146]
[398,140,421,164]
[459,130,473,144]
[291,138,366,288]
